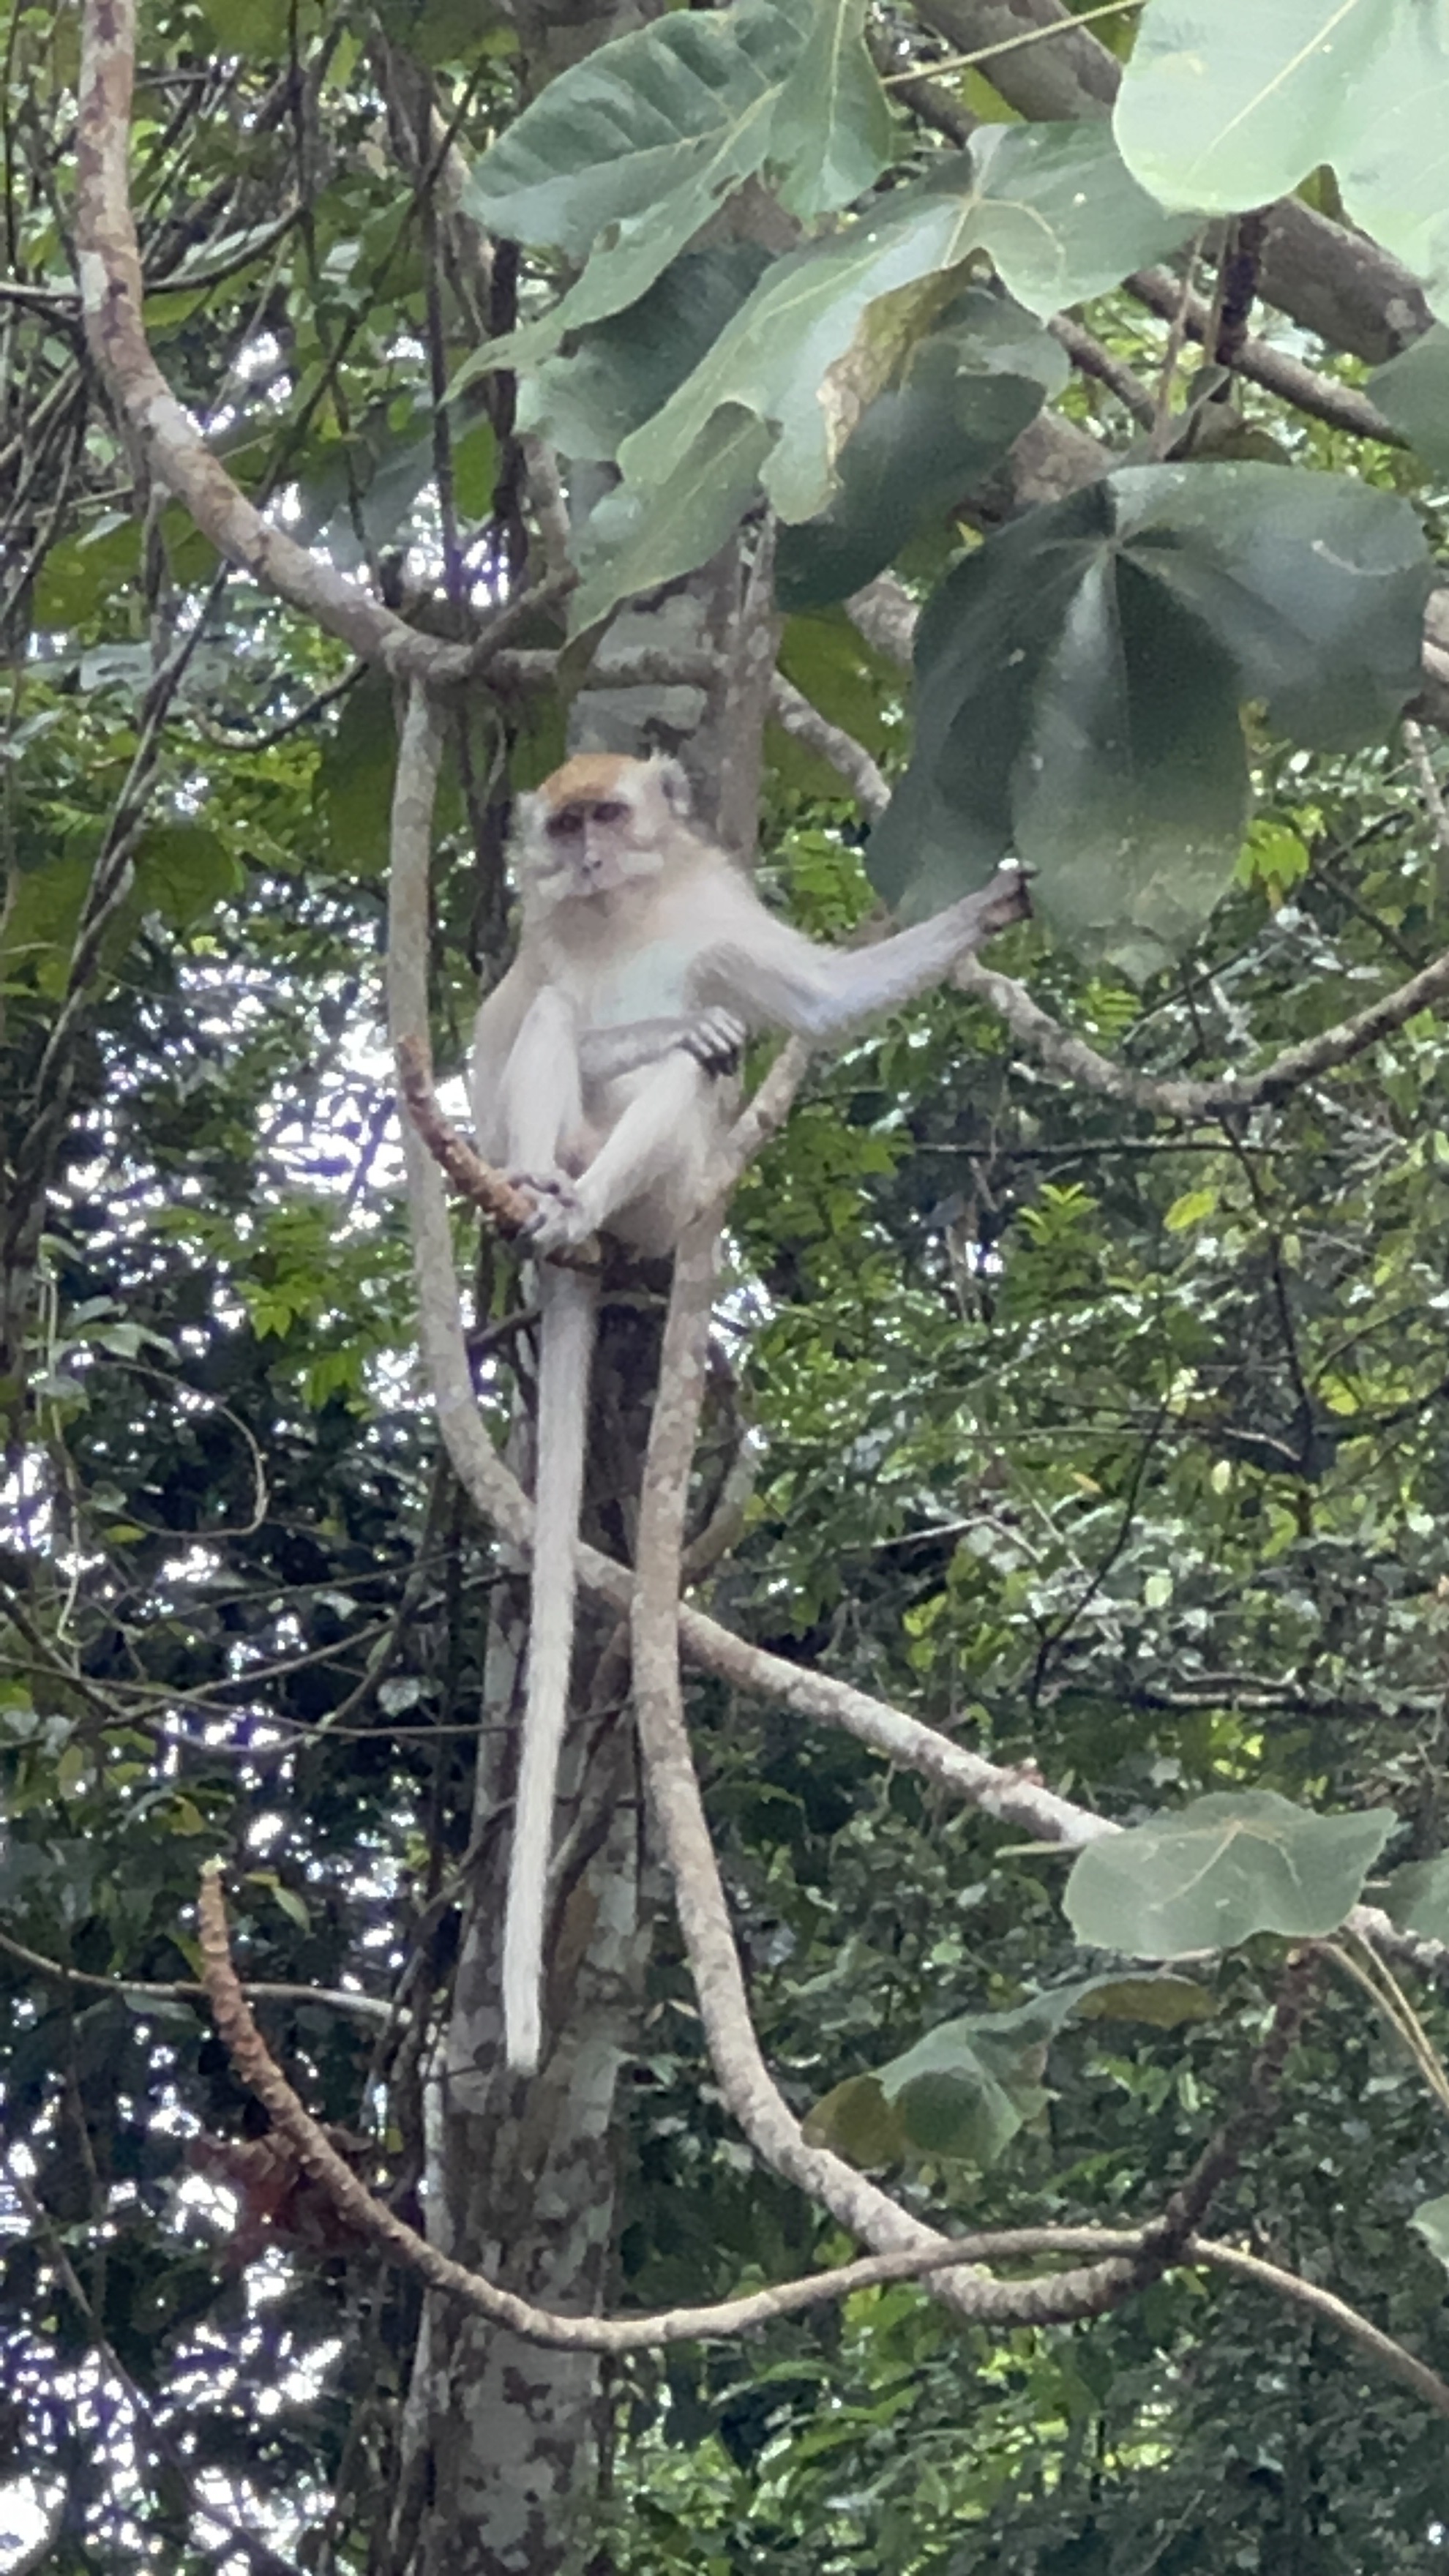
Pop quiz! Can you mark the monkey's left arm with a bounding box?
[697,866,1028,1042]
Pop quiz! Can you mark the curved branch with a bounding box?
[394,1034,599,1270]
[956,941,1449,1118]
[76,0,469,685]
[769,675,890,815]
[196,1862,1200,2345]
[1190,2236,1449,2419]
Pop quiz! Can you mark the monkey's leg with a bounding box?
[530,1050,718,1251]
[495,986,585,1175]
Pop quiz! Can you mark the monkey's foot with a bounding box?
[510,1170,594,1254]
[678,1006,747,1076]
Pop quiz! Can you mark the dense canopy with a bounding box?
[4,0,1449,2569]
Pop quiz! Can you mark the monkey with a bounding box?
[472,751,1027,2073]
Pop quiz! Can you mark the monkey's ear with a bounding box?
[508,789,544,867]
[651,756,692,820]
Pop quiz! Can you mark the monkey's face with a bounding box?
[539,790,663,898]
[519,755,689,909]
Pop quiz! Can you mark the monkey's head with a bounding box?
[514,753,693,910]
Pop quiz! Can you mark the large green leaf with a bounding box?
[1382,1852,1449,1942]
[1115,0,1449,314]
[868,463,1432,972]
[31,520,141,630]
[317,676,398,876]
[776,288,1064,607]
[132,825,244,926]
[520,246,774,463]
[809,1975,1209,2168]
[1064,1791,1396,1957]
[565,125,1188,629]
[1368,324,1449,476]
[769,0,894,222]
[622,124,1188,523]
[570,408,774,634]
[457,0,807,360]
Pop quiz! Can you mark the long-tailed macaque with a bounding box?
[472,752,1027,2073]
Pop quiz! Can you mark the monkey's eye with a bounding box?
[588,799,629,826]
[547,807,587,839]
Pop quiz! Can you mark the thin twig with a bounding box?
[956,942,1449,1117]
[769,673,890,816]
[1404,716,1449,859]
[75,0,473,684]
[196,1861,1230,2345]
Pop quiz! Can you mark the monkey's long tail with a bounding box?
[503,1262,599,2076]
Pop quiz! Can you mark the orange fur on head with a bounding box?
[534,752,639,809]
[528,752,692,826]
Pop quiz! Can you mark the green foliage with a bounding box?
[1064,1791,1397,1954]
[572,123,1191,627]
[776,288,1064,608]
[811,1974,1213,2166]
[7,0,1449,2564]
[1116,0,1449,313]
[1370,322,1449,474]
[1384,1853,1449,1942]
[868,465,1433,969]
[459,0,818,342]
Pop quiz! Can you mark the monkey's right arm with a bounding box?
[577,1006,746,1082]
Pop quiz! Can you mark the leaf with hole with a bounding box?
[620,125,1191,528]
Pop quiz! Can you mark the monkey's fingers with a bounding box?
[680,1006,748,1075]
[509,1172,594,1254]
[975,864,1033,937]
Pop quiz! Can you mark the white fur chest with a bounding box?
[539,888,704,1030]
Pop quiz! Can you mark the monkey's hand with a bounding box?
[675,1006,746,1077]
[510,1169,596,1255]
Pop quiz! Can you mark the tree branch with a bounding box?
[195,1862,1235,2347]
[1190,2234,1449,2419]
[394,1033,599,1270]
[769,674,891,815]
[76,0,471,685]
[956,940,1449,1117]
